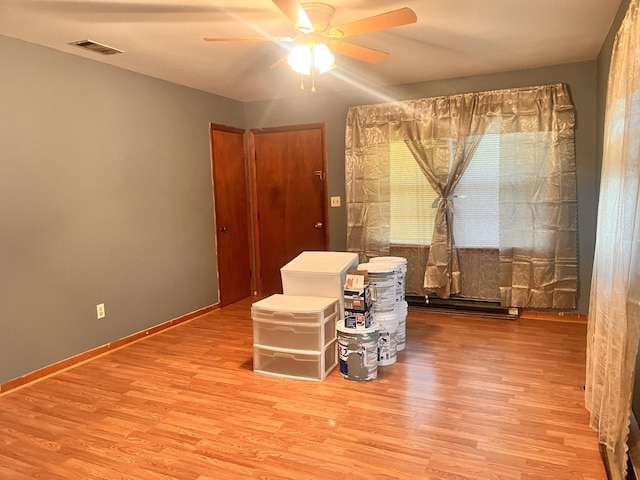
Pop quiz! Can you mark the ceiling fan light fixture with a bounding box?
[287,44,313,75]
[287,42,335,76]
[312,42,335,74]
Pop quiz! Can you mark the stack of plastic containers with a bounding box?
[251,251,360,382]
[252,294,339,381]
[370,256,408,351]
[357,262,400,366]
[250,252,409,381]
[338,269,379,381]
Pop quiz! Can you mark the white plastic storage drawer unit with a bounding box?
[252,295,339,351]
[251,294,340,381]
[280,251,359,318]
[253,342,338,381]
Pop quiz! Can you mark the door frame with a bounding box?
[250,123,329,295]
[210,122,254,306]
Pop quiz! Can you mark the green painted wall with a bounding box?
[0,35,244,383]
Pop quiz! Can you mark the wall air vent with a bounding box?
[69,40,123,56]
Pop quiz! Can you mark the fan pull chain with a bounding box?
[296,71,320,92]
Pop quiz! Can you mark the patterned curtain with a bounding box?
[401,96,491,298]
[497,86,577,308]
[345,84,577,309]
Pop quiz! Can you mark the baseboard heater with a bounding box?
[406,295,519,320]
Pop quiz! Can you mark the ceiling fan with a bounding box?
[203,0,417,87]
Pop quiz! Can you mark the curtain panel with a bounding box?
[345,84,577,309]
[401,97,491,297]
[586,0,640,475]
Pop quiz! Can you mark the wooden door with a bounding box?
[210,124,252,307]
[251,124,328,295]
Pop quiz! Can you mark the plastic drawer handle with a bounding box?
[273,352,296,359]
[273,312,296,318]
[273,326,296,333]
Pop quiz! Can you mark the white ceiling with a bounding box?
[0,0,623,103]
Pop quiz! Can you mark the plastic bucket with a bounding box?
[337,320,380,381]
[376,311,399,366]
[357,263,397,312]
[397,316,406,352]
[370,256,407,302]
[396,300,408,351]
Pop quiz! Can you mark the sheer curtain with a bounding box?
[586,0,640,475]
[345,84,577,308]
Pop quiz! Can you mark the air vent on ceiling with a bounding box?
[69,40,123,56]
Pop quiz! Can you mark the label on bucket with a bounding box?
[338,340,351,376]
[377,326,398,366]
[371,279,397,312]
[337,330,379,381]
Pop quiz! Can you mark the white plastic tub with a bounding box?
[280,251,359,317]
[253,341,338,381]
[251,294,339,351]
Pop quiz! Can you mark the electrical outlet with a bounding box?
[96,303,106,319]
[330,196,341,207]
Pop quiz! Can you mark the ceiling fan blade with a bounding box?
[328,40,389,64]
[329,7,417,38]
[204,36,294,42]
[270,54,290,70]
[272,0,314,33]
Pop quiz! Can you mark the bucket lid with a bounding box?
[357,262,397,273]
[337,319,379,334]
[370,256,408,266]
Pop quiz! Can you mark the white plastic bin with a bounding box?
[253,341,338,381]
[251,294,338,351]
[280,251,359,318]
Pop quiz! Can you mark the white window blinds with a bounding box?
[389,134,499,248]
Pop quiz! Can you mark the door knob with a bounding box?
[220,226,228,232]
[314,222,323,229]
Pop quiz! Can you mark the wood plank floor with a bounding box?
[0,297,605,479]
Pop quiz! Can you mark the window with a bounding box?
[389,141,438,244]
[389,134,499,248]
